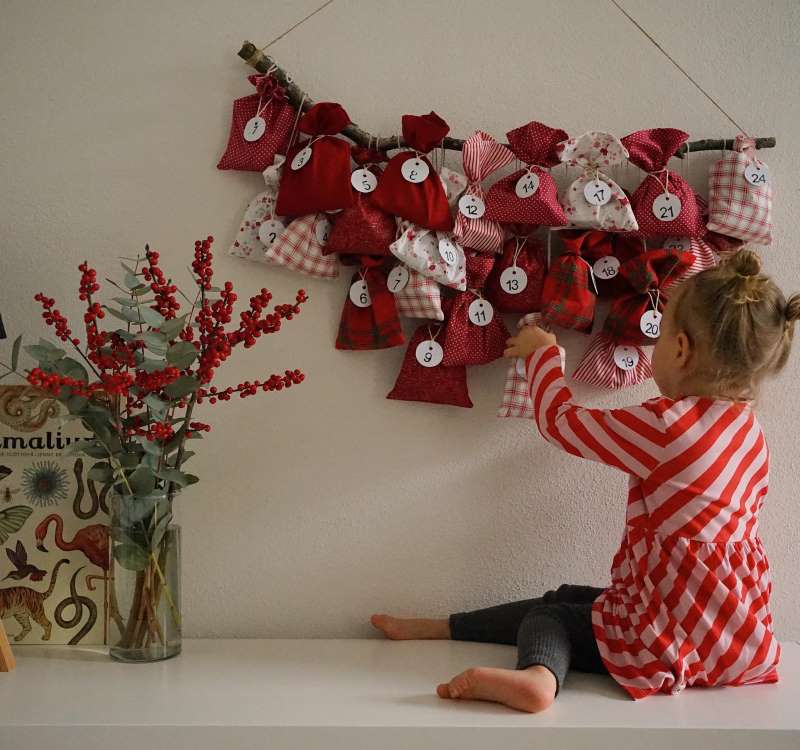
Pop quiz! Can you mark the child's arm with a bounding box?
[505,327,665,477]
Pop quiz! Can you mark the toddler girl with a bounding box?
[372,249,799,712]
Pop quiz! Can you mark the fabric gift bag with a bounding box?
[336,261,405,350]
[557,131,638,232]
[571,333,654,390]
[264,212,339,278]
[540,231,597,332]
[371,112,454,230]
[441,287,510,367]
[621,128,705,238]
[390,223,466,291]
[569,231,643,298]
[229,156,287,263]
[387,262,444,320]
[276,102,354,216]
[387,323,473,408]
[660,236,718,284]
[485,120,569,227]
[497,312,542,419]
[452,130,514,253]
[707,135,773,245]
[217,74,296,172]
[325,146,396,256]
[485,235,547,313]
[440,166,468,208]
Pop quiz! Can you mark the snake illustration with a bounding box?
[0,386,59,432]
[54,565,97,645]
[72,458,111,520]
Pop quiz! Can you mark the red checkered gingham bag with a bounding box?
[217,74,295,172]
[707,135,773,245]
[497,313,541,419]
[452,130,513,253]
[572,334,653,389]
[389,263,444,320]
[265,213,339,278]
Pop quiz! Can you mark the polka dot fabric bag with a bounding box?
[706,135,773,245]
[228,156,286,264]
[217,74,296,172]
[485,121,568,227]
[264,212,339,279]
[372,112,454,231]
[557,131,638,232]
[387,323,473,408]
[452,130,514,253]
[497,313,542,419]
[484,234,547,314]
[276,102,354,216]
[621,128,705,238]
[390,222,466,291]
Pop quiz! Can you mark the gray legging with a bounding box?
[449,584,608,693]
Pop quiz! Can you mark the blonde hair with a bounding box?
[672,248,800,399]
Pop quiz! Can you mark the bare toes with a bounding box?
[436,683,451,699]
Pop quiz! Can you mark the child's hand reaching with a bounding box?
[503,326,558,360]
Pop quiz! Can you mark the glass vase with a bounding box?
[108,491,182,662]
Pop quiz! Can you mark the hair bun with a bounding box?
[729,248,762,278]
[786,294,800,323]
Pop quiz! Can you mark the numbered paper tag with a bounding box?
[613,345,640,371]
[458,194,486,219]
[387,265,410,294]
[500,266,528,294]
[416,340,443,368]
[663,236,691,252]
[349,280,371,308]
[744,161,769,188]
[401,157,430,183]
[243,116,267,142]
[315,218,331,245]
[351,168,378,194]
[592,256,620,280]
[583,179,612,206]
[291,146,313,171]
[438,237,459,266]
[515,170,540,199]
[640,309,662,339]
[468,298,494,326]
[652,192,682,222]
[258,219,285,247]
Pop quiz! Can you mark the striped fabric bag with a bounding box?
[497,313,541,419]
[572,334,653,389]
[453,130,514,253]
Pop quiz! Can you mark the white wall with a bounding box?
[3,0,799,639]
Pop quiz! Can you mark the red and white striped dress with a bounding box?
[526,345,780,699]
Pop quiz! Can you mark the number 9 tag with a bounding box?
[640,310,662,339]
[258,219,285,247]
[349,280,372,308]
[613,345,640,371]
[468,298,494,326]
[416,340,443,368]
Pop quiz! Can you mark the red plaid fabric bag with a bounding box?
[264,213,339,278]
[707,135,773,245]
[452,130,513,253]
[604,248,694,345]
[497,312,542,419]
[336,263,404,350]
[372,112,453,231]
[217,74,296,172]
[387,323,473,408]
[441,290,510,367]
[325,146,396,256]
[229,156,286,264]
[276,102,354,216]
[622,128,705,238]
[572,334,653,389]
[484,235,547,313]
[485,121,568,227]
[573,231,644,298]
[390,223,467,290]
[389,263,444,320]
[540,231,597,332]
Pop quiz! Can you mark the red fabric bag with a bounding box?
[336,261,404,350]
[484,235,547,313]
[573,231,644,298]
[325,146,396,256]
[441,289,510,367]
[464,251,496,289]
[485,121,568,227]
[540,231,597,332]
[276,102,354,216]
[603,249,694,346]
[217,74,296,172]
[371,112,453,231]
[452,130,513,253]
[387,323,473,408]
[622,128,705,238]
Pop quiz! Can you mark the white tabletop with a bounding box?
[1,639,797,750]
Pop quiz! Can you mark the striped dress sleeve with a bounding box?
[526,345,666,477]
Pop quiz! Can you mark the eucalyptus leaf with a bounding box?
[138,358,167,373]
[166,341,198,369]
[164,375,199,399]
[117,452,141,469]
[11,335,22,371]
[139,332,168,355]
[159,315,188,340]
[88,462,113,482]
[155,468,194,487]
[143,393,168,415]
[139,306,165,328]
[68,439,108,459]
[64,394,89,414]
[104,305,143,325]
[25,344,65,365]
[129,466,156,496]
[54,356,88,382]
[113,543,149,571]
[150,513,172,551]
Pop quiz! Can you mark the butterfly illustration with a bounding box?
[0,505,33,544]
[4,540,47,581]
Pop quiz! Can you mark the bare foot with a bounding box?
[370,614,450,640]
[436,665,556,713]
